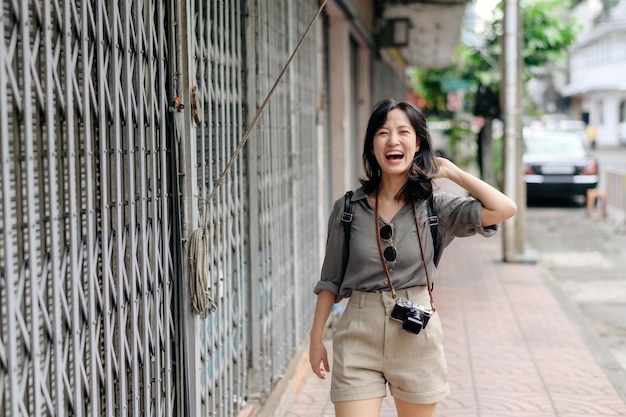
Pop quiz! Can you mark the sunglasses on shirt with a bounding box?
[379,224,397,263]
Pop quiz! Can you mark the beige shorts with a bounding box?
[331,286,450,404]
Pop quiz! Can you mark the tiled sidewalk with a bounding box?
[287,234,626,417]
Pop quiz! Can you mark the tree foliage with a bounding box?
[411,0,582,118]
[520,0,581,73]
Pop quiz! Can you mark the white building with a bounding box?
[562,0,626,146]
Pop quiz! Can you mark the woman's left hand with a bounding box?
[433,157,517,226]
[434,156,457,180]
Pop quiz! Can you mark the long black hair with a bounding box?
[360,99,439,202]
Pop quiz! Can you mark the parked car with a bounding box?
[544,119,591,148]
[523,130,599,199]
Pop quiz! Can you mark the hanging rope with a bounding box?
[190,0,328,316]
[189,227,217,315]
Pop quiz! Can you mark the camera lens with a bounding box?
[402,315,423,334]
[415,305,433,329]
[391,298,430,334]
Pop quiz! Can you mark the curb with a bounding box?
[237,342,311,417]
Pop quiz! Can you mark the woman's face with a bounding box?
[372,108,419,179]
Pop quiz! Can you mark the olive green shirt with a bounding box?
[314,187,497,302]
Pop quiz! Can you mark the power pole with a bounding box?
[502,0,530,262]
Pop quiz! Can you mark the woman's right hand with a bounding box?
[309,339,330,379]
[309,290,335,379]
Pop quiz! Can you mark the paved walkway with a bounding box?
[286,232,626,417]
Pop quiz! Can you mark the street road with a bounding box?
[525,145,626,393]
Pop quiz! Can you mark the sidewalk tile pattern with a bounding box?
[288,234,626,417]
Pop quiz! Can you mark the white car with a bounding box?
[545,119,588,145]
[523,130,599,199]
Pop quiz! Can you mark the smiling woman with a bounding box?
[309,99,516,417]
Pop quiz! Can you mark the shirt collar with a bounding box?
[351,187,369,202]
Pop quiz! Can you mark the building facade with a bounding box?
[563,0,626,146]
[0,1,473,416]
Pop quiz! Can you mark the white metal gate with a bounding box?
[0,0,180,416]
[184,1,247,416]
[2,0,326,415]
[185,1,322,414]
[242,0,321,400]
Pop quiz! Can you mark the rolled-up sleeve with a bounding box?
[313,198,345,301]
[436,192,498,244]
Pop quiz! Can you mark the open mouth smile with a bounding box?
[385,151,404,161]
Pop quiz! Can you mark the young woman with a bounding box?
[309,99,517,417]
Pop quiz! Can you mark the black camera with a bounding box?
[390,298,433,335]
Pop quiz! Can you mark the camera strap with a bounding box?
[374,193,436,312]
[413,202,436,312]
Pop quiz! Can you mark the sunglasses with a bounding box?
[379,224,397,264]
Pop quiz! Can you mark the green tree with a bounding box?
[412,0,581,186]
[410,67,455,117]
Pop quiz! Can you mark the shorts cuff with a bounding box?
[330,383,387,403]
[389,382,450,404]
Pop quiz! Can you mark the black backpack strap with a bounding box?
[341,190,354,277]
[427,195,441,268]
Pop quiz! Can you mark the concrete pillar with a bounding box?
[328,16,354,199]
